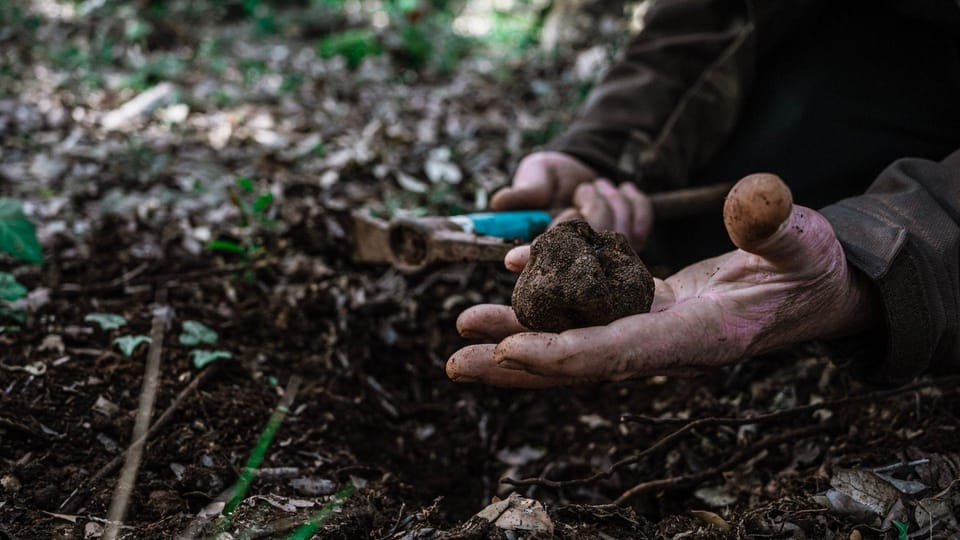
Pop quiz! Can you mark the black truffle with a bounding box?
[512,220,655,332]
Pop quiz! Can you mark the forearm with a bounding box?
[548,0,825,192]
[820,148,960,381]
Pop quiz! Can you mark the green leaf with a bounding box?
[180,320,218,346]
[0,272,27,302]
[84,312,127,331]
[114,335,152,357]
[0,306,26,324]
[0,198,43,264]
[208,239,244,253]
[317,29,382,69]
[191,349,232,369]
[235,176,255,193]
[892,520,909,540]
[252,193,273,214]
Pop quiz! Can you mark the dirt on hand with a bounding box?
[511,220,655,332]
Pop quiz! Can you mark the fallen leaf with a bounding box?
[84,313,127,331]
[475,493,553,533]
[191,349,232,369]
[179,320,218,346]
[694,485,738,508]
[114,335,152,357]
[496,445,545,466]
[690,510,731,531]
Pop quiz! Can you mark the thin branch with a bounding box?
[501,376,960,489]
[59,262,150,293]
[61,362,221,513]
[614,423,833,505]
[103,294,171,540]
[621,376,959,427]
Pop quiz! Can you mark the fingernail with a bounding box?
[497,359,526,370]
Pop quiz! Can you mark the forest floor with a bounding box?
[1,2,959,538]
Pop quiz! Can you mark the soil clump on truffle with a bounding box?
[512,220,655,332]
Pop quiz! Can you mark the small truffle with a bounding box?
[512,220,655,332]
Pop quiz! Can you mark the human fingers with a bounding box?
[446,344,574,388]
[550,207,582,227]
[504,245,530,273]
[594,179,631,237]
[494,299,738,379]
[456,304,528,340]
[619,183,654,249]
[572,182,615,232]
[492,152,594,210]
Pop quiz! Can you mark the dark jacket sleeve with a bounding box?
[547,0,823,192]
[820,149,960,381]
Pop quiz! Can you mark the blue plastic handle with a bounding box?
[460,211,552,242]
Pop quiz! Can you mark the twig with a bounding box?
[623,376,960,427]
[502,376,960,489]
[157,257,278,287]
[59,262,150,293]
[614,423,834,505]
[0,416,50,441]
[57,258,278,294]
[60,362,221,512]
[103,293,171,540]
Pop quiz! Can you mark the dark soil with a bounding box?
[512,220,654,332]
[1,2,959,539]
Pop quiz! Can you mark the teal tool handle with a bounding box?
[458,211,552,242]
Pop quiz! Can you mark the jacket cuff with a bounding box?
[819,156,960,382]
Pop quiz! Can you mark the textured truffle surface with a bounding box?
[512,220,655,332]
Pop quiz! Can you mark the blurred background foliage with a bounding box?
[0,0,568,92]
[0,0,632,221]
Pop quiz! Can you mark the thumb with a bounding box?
[490,185,552,211]
[723,173,837,270]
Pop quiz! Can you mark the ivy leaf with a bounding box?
[191,349,232,369]
[114,335,152,357]
[0,272,27,302]
[0,306,26,324]
[180,320,218,346]
[0,198,43,264]
[85,312,128,331]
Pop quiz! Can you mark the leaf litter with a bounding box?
[0,1,958,539]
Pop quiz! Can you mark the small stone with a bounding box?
[1,474,21,493]
[512,220,654,332]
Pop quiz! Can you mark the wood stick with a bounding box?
[103,294,170,540]
[649,181,734,221]
[501,376,959,490]
[614,423,834,505]
[60,364,221,513]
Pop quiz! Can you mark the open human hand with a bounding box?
[446,174,881,388]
